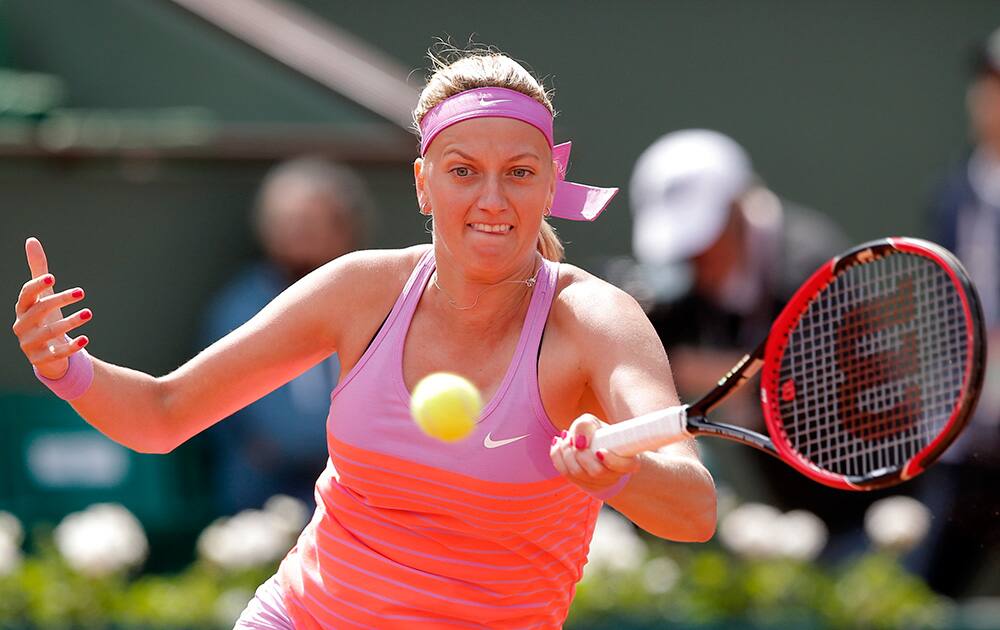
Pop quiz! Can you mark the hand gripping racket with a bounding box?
[594,237,986,490]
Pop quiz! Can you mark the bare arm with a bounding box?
[74,266,340,453]
[549,276,717,542]
[13,237,377,454]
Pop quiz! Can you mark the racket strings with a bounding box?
[775,252,968,478]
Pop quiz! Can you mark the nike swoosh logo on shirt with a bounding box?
[483,432,530,449]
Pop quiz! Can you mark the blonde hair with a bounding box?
[414,46,565,263]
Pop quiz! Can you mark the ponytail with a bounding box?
[537,220,565,262]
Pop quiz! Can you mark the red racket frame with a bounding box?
[758,237,986,490]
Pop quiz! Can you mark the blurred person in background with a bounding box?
[626,129,880,555]
[200,157,373,514]
[917,27,1000,598]
[629,129,848,417]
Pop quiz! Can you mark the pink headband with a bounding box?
[418,87,617,221]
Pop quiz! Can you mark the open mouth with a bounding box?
[469,223,513,234]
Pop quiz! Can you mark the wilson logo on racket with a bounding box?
[835,275,921,442]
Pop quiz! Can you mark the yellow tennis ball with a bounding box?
[410,372,482,442]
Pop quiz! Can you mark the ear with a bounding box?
[413,158,426,208]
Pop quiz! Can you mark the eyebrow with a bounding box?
[441,148,542,162]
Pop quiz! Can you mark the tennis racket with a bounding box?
[594,237,986,490]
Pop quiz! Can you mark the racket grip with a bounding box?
[592,406,691,457]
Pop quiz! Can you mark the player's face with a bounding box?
[416,117,556,277]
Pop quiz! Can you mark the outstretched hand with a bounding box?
[549,413,640,498]
[12,237,91,379]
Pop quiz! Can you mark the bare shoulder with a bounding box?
[549,263,652,342]
[541,262,674,423]
[304,244,430,354]
[319,244,426,281]
[310,244,428,301]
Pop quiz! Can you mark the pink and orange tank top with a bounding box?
[276,249,602,629]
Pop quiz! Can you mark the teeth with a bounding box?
[470,223,512,234]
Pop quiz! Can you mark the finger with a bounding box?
[549,437,569,477]
[568,413,602,442]
[569,444,606,478]
[25,237,50,279]
[565,418,597,452]
[14,274,56,317]
[566,414,603,469]
[14,286,83,330]
[18,308,92,349]
[596,448,642,475]
[27,335,88,365]
[555,438,590,479]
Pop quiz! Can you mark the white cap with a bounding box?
[630,129,753,266]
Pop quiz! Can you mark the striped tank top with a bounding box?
[276,249,602,629]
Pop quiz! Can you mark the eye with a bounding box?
[451,166,471,177]
[511,167,532,178]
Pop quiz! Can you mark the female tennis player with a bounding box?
[12,49,716,629]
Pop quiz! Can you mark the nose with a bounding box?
[477,173,508,213]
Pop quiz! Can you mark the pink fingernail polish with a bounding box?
[43,276,54,286]
[71,289,84,299]
[551,437,557,445]
[77,337,88,347]
[560,430,567,438]
[79,310,92,321]
[575,435,587,450]
[596,451,605,462]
